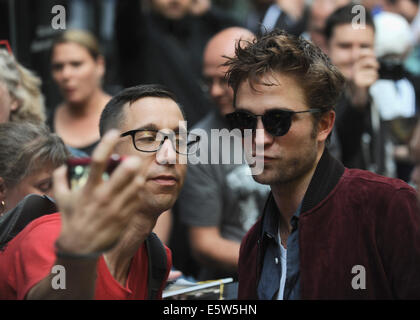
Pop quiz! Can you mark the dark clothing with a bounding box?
[46,110,98,156]
[258,201,300,300]
[238,149,420,299]
[115,1,238,127]
[335,93,372,170]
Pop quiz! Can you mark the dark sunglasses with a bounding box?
[225,108,323,137]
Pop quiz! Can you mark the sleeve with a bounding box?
[177,163,223,227]
[12,219,60,300]
[377,187,420,299]
[335,94,370,165]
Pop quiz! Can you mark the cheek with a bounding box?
[81,65,100,86]
[5,184,35,210]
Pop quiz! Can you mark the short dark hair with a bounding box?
[0,122,69,188]
[225,29,345,115]
[325,3,375,42]
[99,84,186,136]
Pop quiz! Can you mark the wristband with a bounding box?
[54,241,103,260]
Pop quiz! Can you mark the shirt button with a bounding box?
[275,257,279,264]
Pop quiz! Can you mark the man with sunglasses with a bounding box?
[0,84,198,299]
[225,29,420,299]
[177,27,270,281]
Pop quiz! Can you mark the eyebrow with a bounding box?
[134,123,184,133]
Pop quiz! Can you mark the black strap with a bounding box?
[0,194,57,251]
[145,232,167,300]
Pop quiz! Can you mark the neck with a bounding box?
[103,212,157,286]
[66,89,108,118]
[271,147,324,229]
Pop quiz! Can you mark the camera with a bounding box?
[67,154,124,190]
[378,57,405,80]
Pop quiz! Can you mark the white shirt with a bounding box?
[277,229,287,300]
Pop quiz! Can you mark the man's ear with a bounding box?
[317,109,335,143]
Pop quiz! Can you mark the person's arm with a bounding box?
[335,93,370,164]
[26,130,148,299]
[178,162,238,274]
[335,50,379,165]
[189,226,239,273]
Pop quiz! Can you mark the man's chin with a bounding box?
[251,171,275,185]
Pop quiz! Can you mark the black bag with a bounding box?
[0,194,167,299]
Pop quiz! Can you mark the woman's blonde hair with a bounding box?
[0,49,46,124]
[52,29,101,60]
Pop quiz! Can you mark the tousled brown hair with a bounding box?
[225,29,345,115]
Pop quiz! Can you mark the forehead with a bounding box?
[330,24,375,44]
[120,96,185,131]
[52,42,92,61]
[203,47,229,77]
[235,73,308,114]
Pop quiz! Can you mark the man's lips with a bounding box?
[254,155,276,163]
[149,175,178,186]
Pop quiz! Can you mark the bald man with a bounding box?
[177,27,270,281]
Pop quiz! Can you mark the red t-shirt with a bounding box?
[0,213,171,299]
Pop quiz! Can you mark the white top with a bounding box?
[276,229,287,300]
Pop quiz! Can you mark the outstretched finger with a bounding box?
[86,129,121,189]
[52,165,71,211]
[103,156,143,196]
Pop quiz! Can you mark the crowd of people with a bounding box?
[0,0,420,300]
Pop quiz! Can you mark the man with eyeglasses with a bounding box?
[224,29,420,299]
[0,84,199,299]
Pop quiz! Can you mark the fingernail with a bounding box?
[104,129,120,140]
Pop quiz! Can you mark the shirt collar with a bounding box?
[259,148,344,240]
[261,194,302,242]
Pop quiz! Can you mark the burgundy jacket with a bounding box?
[238,150,420,299]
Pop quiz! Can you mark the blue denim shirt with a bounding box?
[257,197,301,300]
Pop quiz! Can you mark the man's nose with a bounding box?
[156,138,177,165]
[254,118,274,147]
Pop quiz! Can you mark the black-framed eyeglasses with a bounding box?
[225,108,323,137]
[120,129,201,155]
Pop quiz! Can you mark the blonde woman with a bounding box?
[50,30,111,155]
[0,49,46,124]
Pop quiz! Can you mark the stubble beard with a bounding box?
[252,141,319,187]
